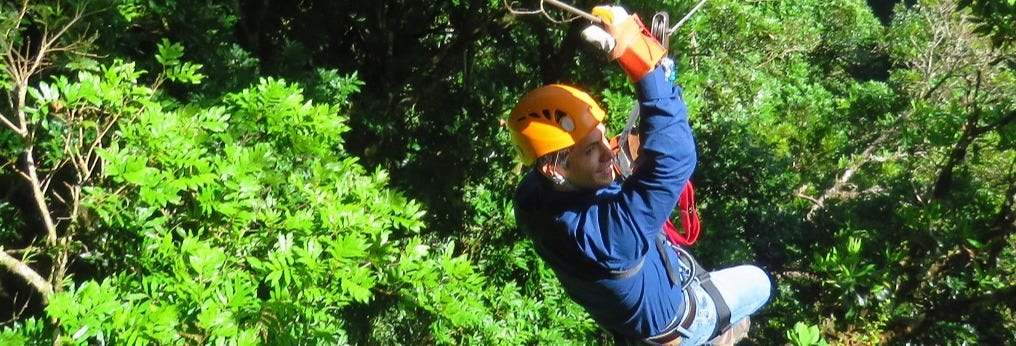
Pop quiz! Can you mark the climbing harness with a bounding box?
[673,242,732,340]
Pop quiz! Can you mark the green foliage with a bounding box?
[0,317,46,345]
[3,34,433,343]
[10,41,580,344]
[810,227,892,324]
[155,39,205,84]
[309,69,365,108]
[787,322,829,346]
[958,0,1016,47]
[74,67,412,342]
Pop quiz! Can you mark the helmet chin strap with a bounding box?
[551,173,567,185]
[540,162,578,191]
[550,172,579,191]
[549,150,579,191]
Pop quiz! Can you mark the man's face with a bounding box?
[562,124,616,189]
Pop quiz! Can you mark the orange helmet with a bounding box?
[507,85,606,165]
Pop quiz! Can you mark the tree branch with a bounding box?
[0,250,53,304]
[21,146,59,244]
[803,108,913,219]
[984,161,1016,267]
[973,108,1016,135]
[895,285,1016,341]
[931,72,981,199]
[6,4,90,247]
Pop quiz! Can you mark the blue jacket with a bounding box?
[513,67,697,339]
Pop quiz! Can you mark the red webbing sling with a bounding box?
[663,181,699,246]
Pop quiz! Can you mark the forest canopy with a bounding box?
[0,0,1013,344]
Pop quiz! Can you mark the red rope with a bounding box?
[611,134,701,246]
[663,181,699,246]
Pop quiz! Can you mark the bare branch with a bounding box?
[0,250,53,304]
[4,3,94,248]
[503,0,585,24]
[793,184,822,209]
[23,150,59,244]
[0,115,21,135]
[802,108,912,219]
[0,291,33,325]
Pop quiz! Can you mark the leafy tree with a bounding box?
[0,0,101,331]
[642,0,1013,343]
[958,0,1016,48]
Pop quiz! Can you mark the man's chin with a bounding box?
[595,172,615,186]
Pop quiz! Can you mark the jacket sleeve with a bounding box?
[619,66,697,240]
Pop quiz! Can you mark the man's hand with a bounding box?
[581,5,667,82]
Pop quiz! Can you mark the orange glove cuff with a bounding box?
[610,14,667,82]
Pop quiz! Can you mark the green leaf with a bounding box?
[155,38,184,67]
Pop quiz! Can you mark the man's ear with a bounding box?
[541,163,570,187]
[538,162,559,180]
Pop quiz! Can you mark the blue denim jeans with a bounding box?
[672,263,771,345]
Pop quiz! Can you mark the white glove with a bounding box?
[581,25,615,53]
[580,5,631,54]
[583,5,668,82]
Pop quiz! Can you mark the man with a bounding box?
[507,5,771,345]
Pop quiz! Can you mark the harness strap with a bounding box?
[673,245,732,339]
[615,103,641,177]
[699,272,731,339]
[655,235,680,286]
[528,218,648,281]
[642,288,696,345]
[610,255,647,280]
[646,239,734,342]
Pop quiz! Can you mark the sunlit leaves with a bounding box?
[787,322,829,346]
[24,39,433,342]
[156,39,205,84]
[958,0,1016,48]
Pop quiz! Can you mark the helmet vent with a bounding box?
[516,109,575,131]
[560,116,575,131]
